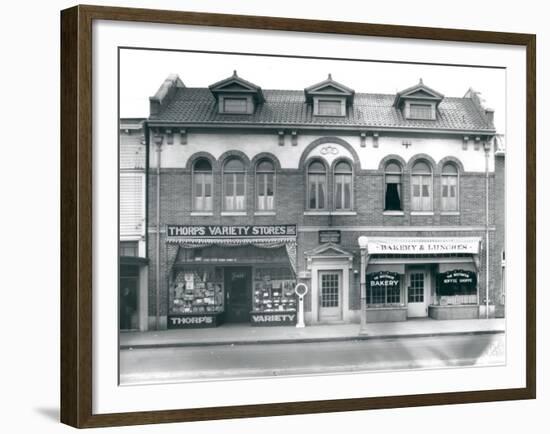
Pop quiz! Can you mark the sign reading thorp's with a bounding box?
[167,224,297,238]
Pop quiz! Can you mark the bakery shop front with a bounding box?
[360,237,483,322]
[165,224,298,328]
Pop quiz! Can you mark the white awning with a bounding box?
[365,237,481,255]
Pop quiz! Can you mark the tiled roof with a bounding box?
[149,88,495,132]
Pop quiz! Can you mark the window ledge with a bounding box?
[411,211,434,216]
[331,211,357,216]
[190,211,213,216]
[221,211,247,216]
[304,211,330,216]
[441,211,460,216]
[383,211,404,216]
[254,211,276,216]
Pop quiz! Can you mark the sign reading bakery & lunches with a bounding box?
[365,237,481,255]
[167,224,297,238]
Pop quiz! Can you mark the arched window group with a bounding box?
[192,154,459,214]
[384,159,460,212]
[307,159,353,211]
[191,156,277,212]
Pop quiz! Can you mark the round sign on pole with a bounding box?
[294,283,308,298]
[294,283,308,328]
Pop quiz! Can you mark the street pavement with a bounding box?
[120,318,505,348]
[119,332,505,385]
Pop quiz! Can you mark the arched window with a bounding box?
[256,159,275,211]
[333,160,353,210]
[441,163,459,211]
[384,161,403,211]
[307,160,327,210]
[411,160,433,211]
[223,158,246,211]
[192,158,213,211]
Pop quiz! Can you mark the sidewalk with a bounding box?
[120,318,505,349]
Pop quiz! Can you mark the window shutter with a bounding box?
[120,174,144,236]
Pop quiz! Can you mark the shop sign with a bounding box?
[251,312,297,326]
[437,270,477,287]
[167,224,297,238]
[167,314,221,329]
[365,237,480,255]
[319,230,341,244]
[367,271,400,288]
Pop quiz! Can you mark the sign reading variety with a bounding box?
[167,224,297,238]
[366,237,480,255]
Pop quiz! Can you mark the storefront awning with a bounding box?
[166,225,297,273]
[365,237,481,255]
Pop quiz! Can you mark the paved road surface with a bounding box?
[120,333,504,385]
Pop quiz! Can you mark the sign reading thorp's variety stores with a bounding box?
[167,224,297,238]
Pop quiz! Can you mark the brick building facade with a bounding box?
[122,72,505,330]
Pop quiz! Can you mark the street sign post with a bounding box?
[294,283,309,328]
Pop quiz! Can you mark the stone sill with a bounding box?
[383,211,404,216]
[190,211,213,216]
[304,211,331,216]
[331,211,357,216]
[254,211,276,216]
[410,211,434,216]
[304,211,357,216]
[221,211,247,216]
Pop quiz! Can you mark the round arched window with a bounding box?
[192,158,213,211]
[385,161,403,211]
[334,160,353,210]
[307,160,327,210]
[223,158,246,211]
[411,160,433,211]
[441,163,459,211]
[256,159,275,211]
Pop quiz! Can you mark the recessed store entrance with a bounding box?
[120,266,139,331]
[224,267,252,323]
[407,266,429,318]
[318,270,343,322]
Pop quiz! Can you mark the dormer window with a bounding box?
[317,99,345,116]
[394,79,443,121]
[223,97,248,113]
[305,74,354,118]
[209,71,264,115]
[408,103,434,120]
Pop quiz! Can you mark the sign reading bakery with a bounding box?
[367,272,400,288]
[365,237,481,255]
[167,224,297,238]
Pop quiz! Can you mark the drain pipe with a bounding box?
[154,132,163,330]
[484,140,490,319]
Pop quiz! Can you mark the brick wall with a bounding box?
[146,131,504,319]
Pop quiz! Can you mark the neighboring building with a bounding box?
[132,72,505,330]
[119,118,148,331]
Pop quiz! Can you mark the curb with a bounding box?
[120,329,504,350]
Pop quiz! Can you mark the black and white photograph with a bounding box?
[118,48,507,385]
